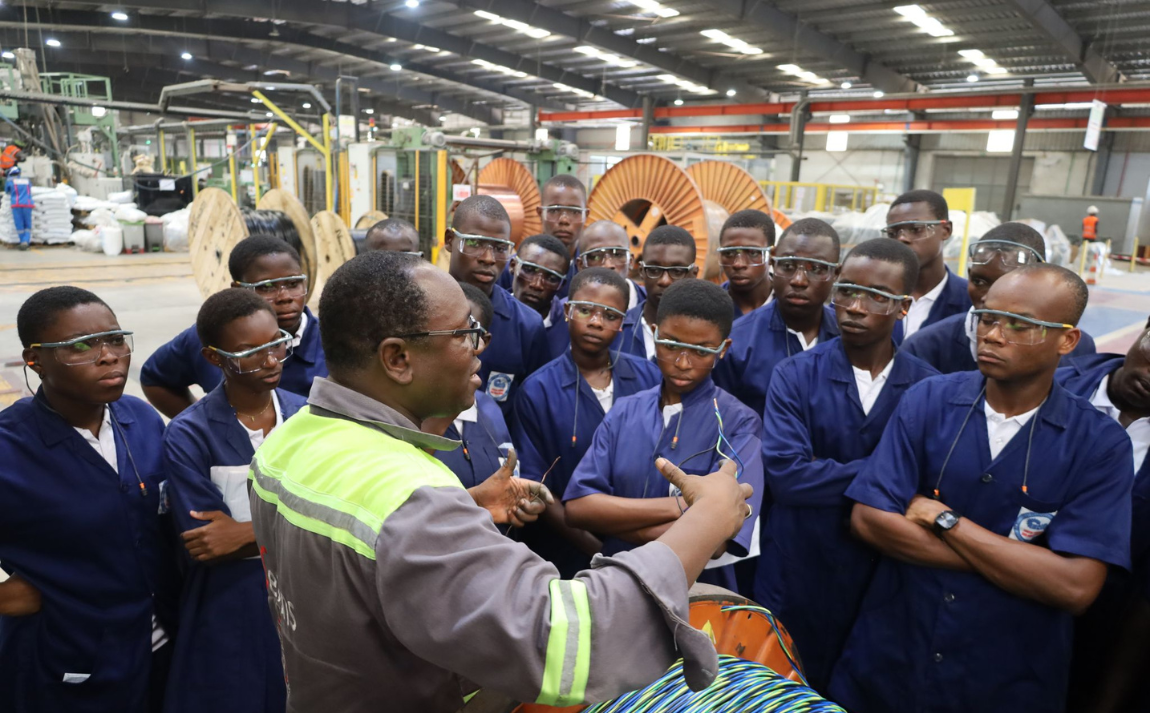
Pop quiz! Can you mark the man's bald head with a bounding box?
[364,218,421,254]
[580,220,629,251]
[998,264,1089,325]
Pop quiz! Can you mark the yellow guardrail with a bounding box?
[760,181,879,213]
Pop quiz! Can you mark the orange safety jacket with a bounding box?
[1082,215,1099,240]
[0,144,21,170]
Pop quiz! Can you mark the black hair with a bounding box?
[228,234,302,282]
[720,209,776,247]
[1011,264,1089,325]
[779,218,841,252]
[656,279,734,340]
[541,174,587,199]
[518,233,571,264]
[843,238,920,295]
[459,282,495,330]
[643,224,696,261]
[890,189,949,221]
[17,286,110,347]
[569,267,628,306]
[452,194,510,230]
[364,218,419,251]
[978,222,1046,259]
[318,251,428,373]
[195,288,276,349]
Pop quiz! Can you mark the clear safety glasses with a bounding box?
[968,240,1044,268]
[515,258,566,287]
[395,314,488,351]
[31,330,134,366]
[771,256,838,282]
[638,262,693,281]
[972,309,1073,346]
[541,205,588,222]
[402,250,425,259]
[653,327,724,367]
[579,247,631,270]
[565,300,626,327]
[832,283,910,316]
[450,229,514,259]
[718,246,770,267]
[881,220,948,241]
[209,329,294,373]
[236,275,308,298]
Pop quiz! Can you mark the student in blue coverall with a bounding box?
[362,217,422,255]
[1056,317,1150,712]
[616,225,699,360]
[141,235,328,418]
[427,283,517,489]
[6,166,33,250]
[718,209,776,321]
[565,279,764,594]
[713,217,841,419]
[513,268,662,577]
[904,222,1096,372]
[162,288,306,713]
[883,190,972,343]
[498,175,587,297]
[757,238,939,693]
[1,286,179,713]
[547,220,646,359]
[447,195,548,419]
[508,234,571,359]
[830,265,1133,713]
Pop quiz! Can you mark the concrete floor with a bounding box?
[2,242,1148,404]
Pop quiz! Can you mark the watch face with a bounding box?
[938,512,958,529]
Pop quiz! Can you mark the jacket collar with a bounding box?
[489,284,514,319]
[947,372,1071,430]
[677,375,718,411]
[766,301,841,340]
[826,337,918,387]
[293,307,321,365]
[558,349,645,388]
[307,377,461,451]
[32,389,136,448]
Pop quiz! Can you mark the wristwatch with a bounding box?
[933,510,960,537]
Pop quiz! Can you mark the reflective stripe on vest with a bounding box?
[537,579,592,707]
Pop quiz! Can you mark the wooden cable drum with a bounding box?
[309,210,356,308]
[586,154,714,278]
[478,157,542,245]
[355,210,389,229]
[186,187,319,301]
[686,160,774,280]
[451,158,467,186]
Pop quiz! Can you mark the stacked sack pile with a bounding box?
[0,184,78,245]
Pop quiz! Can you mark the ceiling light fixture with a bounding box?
[1,52,14,59]
[873,90,885,98]
[966,73,979,82]
[841,81,852,89]
[656,73,715,94]
[405,0,420,7]
[471,58,528,78]
[991,109,1018,120]
[389,63,402,71]
[627,0,679,18]
[893,5,954,37]
[45,38,61,48]
[726,88,736,97]
[574,45,639,68]
[958,49,1008,77]
[829,114,851,124]
[553,82,597,99]
[302,102,312,109]
[181,51,193,60]
[700,29,763,55]
[473,10,551,39]
[777,63,828,84]
[365,108,375,114]
[111,11,129,21]
[674,98,683,106]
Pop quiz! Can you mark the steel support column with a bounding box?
[1002,81,1035,221]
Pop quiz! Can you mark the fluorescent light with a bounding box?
[302,102,312,109]
[841,81,852,89]
[181,52,193,60]
[615,124,631,151]
[657,73,714,95]
[1,52,13,59]
[829,114,851,124]
[958,49,984,59]
[966,74,979,82]
[265,112,273,118]
[873,90,885,98]
[778,63,825,83]
[972,58,997,69]
[91,106,107,118]
[991,109,1018,120]
[472,58,529,78]
[45,38,61,48]
[364,108,374,114]
[701,29,729,41]
[575,46,598,55]
[554,82,596,99]
[405,0,419,7]
[574,46,638,68]
[389,63,402,71]
[700,29,763,55]
[726,88,736,97]
[985,66,1008,75]
[111,11,129,21]
[778,64,801,74]
[959,49,1007,76]
[674,98,684,106]
[472,10,551,38]
[636,37,657,44]
[251,97,261,103]
[266,86,276,91]
[535,128,549,141]
[470,127,481,137]
[475,10,499,20]
[987,129,1015,152]
[826,131,849,152]
[629,0,679,18]
[893,5,927,19]
[895,5,953,37]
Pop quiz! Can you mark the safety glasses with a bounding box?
[972,309,1073,346]
[209,329,294,373]
[579,246,631,269]
[771,256,838,281]
[638,262,693,281]
[832,283,910,316]
[402,250,425,259]
[653,326,724,367]
[450,229,514,259]
[718,246,770,267]
[236,275,308,298]
[881,220,948,241]
[565,300,626,326]
[541,205,588,221]
[514,258,566,287]
[395,314,488,351]
[968,240,1044,268]
[31,330,134,365]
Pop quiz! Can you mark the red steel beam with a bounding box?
[646,116,1150,135]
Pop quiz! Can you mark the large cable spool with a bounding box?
[355,210,389,229]
[451,158,467,186]
[186,187,319,300]
[686,160,774,279]
[477,157,542,245]
[586,154,714,277]
[310,210,356,308]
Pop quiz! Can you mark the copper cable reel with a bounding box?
[477,157,543,245]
